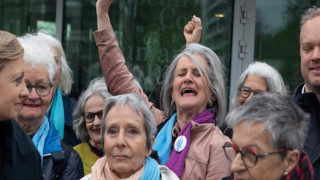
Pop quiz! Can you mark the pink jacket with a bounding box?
[93,27,231,180]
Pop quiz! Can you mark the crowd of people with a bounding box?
[0,0,320,179]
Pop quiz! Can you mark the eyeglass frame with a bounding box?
[82,110,103,123]
[25,82,52,97]
[239,85,264,98]
[222,142,288,168]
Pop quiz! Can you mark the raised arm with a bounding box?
[93,0,167,124]
[184,15,202,46]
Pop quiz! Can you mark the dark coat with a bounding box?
[41,118,84,180]
[42,143,84,179]
[292,83,320,180]
[0,120,43,180]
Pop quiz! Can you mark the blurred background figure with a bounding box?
[81,94,179,180]
[223,93,313,180]
[222,61,287,137]
[73,77,111,175]
[36,31,79,146]
[0,30,43,179]
[230,61,287,109]
[16,33,84,179]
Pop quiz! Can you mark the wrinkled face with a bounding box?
[172,54,214,114]
[18,64,53,121]
[104,104,151,179]
[300,16,320,92]
[238,74,267,106]
[0,58,28,121]
[231,122,285,180]
[85,94,105,143]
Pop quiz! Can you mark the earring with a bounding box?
[283,171,288,176]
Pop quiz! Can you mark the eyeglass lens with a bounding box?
[26,83,51,96]
[84,111,103,123]
[223,142,258,168]
[240,86,263,98]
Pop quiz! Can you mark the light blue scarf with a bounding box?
[152,113,177,165]
[140,157,160,180]
[48,87,65,139]
[32,116,50,167]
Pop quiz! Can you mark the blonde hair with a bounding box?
[0,30,24,70]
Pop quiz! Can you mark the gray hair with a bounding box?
[101,94,157,150]
[73,77,111,142]
[160,43,226,125]
[18,34,57,84]
[226,93,309,151]
[37,31,73,94]
[230,61,287,110]
[300,6,320,41]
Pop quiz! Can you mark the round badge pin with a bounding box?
[174,135,187,152]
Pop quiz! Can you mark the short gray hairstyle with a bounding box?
[300,6,320,41]
[101,94,157,150]
[230,61,287,110]
[37,31,73,94]
[73,77,111,142]
[226,93,309,151]
[160,43,226,125]
[18,34,57,84]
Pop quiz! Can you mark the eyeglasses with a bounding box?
[239,85,264,98]
[26,82,52,97]
[223,142,288,168]
[82,111,103,123]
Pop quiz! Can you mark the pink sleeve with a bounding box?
[93,27,167,124]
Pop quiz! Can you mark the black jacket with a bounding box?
[292,83,320,180]
[42,142,84,179]
[0,120,43,180]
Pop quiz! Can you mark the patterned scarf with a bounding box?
[89,138,104,152]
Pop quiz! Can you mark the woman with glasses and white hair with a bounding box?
[16,34,84,179]
[36,31,78,146]
[73,77,111,175]
[222,93,313,180]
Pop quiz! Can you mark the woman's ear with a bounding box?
[211,93,216,102]
[147,136,155,157]
[283,149,300,174]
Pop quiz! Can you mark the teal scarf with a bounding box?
[48,87,65,139]
[140,157,160,180]
[152,113,177,164]
[32,116,50,167]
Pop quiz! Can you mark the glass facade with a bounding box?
[1,0,233,107]
[2,0,319,103]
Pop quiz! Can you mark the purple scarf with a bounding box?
[165,109,215,177]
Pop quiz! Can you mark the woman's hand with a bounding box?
[184,15,202,46]
[96,0,114,31]
[96,0,114,15]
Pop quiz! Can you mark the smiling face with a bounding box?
[0,58,29,121]
[85,94,105,143]
[300,16,320,92]
[18,64,53,122]
[104,104,151,179]
[231,122,286,180]
[238,74,268,106]
[172,54,213,114]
